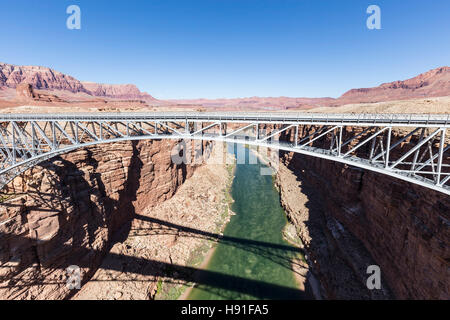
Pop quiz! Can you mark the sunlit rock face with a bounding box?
[276,127,449,299]
[0,62,156,101]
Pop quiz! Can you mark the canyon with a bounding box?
[0,61,449,300]
[72,145,235,300]
[0,123,448,299]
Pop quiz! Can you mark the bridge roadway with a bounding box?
[1,112,449,127]
[0,111,449,195]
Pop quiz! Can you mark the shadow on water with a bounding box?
[133,214,306,274]
[0,231,309,300]
[184,143,312,300]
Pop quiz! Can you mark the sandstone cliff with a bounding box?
[0,63,88,94]
[2,61,449,110]
[15,83,66,103]
[275,127,449,299]
[81,82,155,101]
[0,139,203,299]
[0,62,156,102]
[170,66,450,109]
[338,66,450,104]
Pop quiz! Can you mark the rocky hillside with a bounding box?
[275,126,449,299]
[2,62,448,110]
[171,66,450,110]
[0,62,156,102]
[338,66,450,104]
[81,82,153,100]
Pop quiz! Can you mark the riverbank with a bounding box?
[72,144,235,300]
[178,232,220,300]
[178,160,236,300]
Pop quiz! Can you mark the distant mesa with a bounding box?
[338,66,450,105]
[0,62,157,104]
[0,61,449,110]
[81,82,155,101]
[170,66,450,109]
[0,63,88,94]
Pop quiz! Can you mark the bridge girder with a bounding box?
[0,112,449,195]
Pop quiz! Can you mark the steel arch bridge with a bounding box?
[0,111,449,195]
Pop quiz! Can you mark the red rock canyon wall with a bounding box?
[0,139,205,299]
[277,127,449,299]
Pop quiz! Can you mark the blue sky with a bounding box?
[1,0,449,99]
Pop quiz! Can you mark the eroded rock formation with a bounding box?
[0,62,156,102]
[15,83,66,103]
[0,139,204,299]
[81,82,155,101]
[339,66,450,104]
[275,127,449,299]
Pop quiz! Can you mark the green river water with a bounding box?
[188,144,307,300]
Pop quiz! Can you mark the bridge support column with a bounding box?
[379,126,391,168]
[294,125,298,147]
[436,128,446,184]
[338,126,343,156]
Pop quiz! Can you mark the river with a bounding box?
[187,143,308,300]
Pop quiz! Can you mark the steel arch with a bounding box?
[0,111,449,195]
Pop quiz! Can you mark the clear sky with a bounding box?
[1,0,449,99]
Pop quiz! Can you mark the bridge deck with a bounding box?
[1,112,449,127]
[0,110,449,195]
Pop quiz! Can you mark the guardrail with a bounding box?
[0,111,449,126]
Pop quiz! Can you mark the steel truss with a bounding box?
[0,112,449,195]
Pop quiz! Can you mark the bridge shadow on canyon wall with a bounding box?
[0,141,312,300]
[279,148,393,300]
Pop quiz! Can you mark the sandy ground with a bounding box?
[1,95,449,114]
[309,96,450,114]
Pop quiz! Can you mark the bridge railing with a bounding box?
[0,111,449,125]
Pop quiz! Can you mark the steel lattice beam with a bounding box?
[0,112,449,195]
